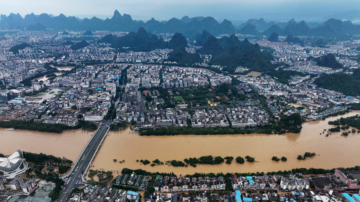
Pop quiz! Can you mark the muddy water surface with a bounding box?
[0,129,92,162]
[90,111,360,175]
[54,66,75,71]
[32,75,48,82]
[237,71,262,77]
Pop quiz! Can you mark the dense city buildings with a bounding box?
[1,4,360,201]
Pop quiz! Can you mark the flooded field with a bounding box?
[90,111,360,175]
[0,129,92,162]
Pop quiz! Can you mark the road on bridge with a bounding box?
[58,120,111,202]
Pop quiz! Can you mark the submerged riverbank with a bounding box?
[90,111,360,175]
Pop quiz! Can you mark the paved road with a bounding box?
[58,120,111,202]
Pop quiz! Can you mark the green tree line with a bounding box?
[0,120,97,133]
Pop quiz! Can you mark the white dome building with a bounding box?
[0,150,29,179]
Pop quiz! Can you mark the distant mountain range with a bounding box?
[1,10,360,38]
[325,10,360,24]
[98,27,188,52]
[237,18,321,32]
[169,31,273,73]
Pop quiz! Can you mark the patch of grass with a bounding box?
[31,94,44,97]
[174,96,183,101]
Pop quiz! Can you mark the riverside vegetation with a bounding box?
[139,113,302,136]
[297,152,316,160]
[0,120,97,133]
[328,115,360,130]
[22,152,69,200]
[135,155,258,168]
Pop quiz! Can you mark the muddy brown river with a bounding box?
[90,111,360,175]
[0,129,92,162]
[1,111,359,175]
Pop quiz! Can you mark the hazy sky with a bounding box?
[1,0,359,22]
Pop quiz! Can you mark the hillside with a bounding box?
[238,18,275,32]
[167,47,202,66]
[26,23,47,31]
[313,54,343,69]
[98,34,116,44]
[218,34,243,49]
[168,33,188,48]
[70,40,89,50]
[265,70,307,84]
[194,30,213,46]
[314,72,360,96]
[62,40,74,45]
[238,24,259,35]
[262,25,285,36]
[211,46,273,73]
[9,43,31,54]
[268,32,279,42]
[104,27,187,52]
[284,34,303,44]
[283,20,311,35]
[197,36,224,55]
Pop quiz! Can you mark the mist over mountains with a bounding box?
[1,10,360,38]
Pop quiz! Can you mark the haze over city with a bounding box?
[1,0,360,23]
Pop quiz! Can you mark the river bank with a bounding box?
[90,111,360,175]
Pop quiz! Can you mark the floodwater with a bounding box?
[54,66,75,71]
[32,75,48,82]
[32,73,64,82]
[0,129,92,162]
[55,72,65,76]
[236,71,262,77]
[90,111,360,175]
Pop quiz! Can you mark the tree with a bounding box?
[187,118,192,128]
[71,105,77,110]
[272,156,280,162]
[236,156,245,164]
[147,186,155,194]
[281,157,287,162]
[142,160,150,165]
[245,156,255,162]
[224,156,233,164]
[314,73,360,96]
[145,94,152,102]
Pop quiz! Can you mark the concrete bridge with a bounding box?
[58,120,111,202]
